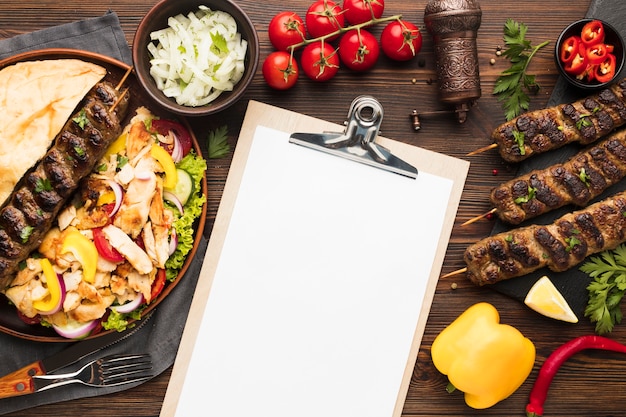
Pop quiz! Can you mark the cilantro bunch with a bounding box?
[493,19,550,121]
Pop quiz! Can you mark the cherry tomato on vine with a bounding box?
[305,0,345,41]
[338,29,380,71]
[380,20,422,61]
[268,11,306,51]
[300,41,340,82]
[342,0,384,25]
[262,51,299,90]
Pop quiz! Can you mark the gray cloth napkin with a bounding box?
[0,11,208,415]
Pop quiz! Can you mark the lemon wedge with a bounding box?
[524,276,579,323]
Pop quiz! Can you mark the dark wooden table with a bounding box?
[5,0,626,416]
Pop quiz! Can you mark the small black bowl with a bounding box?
[132,0,259,116]
[555,18,625,91]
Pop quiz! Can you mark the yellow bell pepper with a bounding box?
[32,258,63,313]
[104,132,127,158]
[60,228,98,283]
[150,143,178,189]
[431,302,535,409]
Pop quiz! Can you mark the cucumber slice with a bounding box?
[166,168,194,205]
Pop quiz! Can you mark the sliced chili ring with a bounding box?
[594,53,617,83]
[564,43,588,75]
[585,42,609,65]
[581,20,605,47]
[560,35,581,64]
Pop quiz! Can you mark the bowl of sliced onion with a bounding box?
[133,0,259,116]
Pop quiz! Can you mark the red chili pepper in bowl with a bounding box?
[559,35,581,64]
[594,53,617,83]
[580,19,605,47]
[585,42,609,65]
[525,335,626,417]
[563,42,588,75]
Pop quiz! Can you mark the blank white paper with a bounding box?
[173,125,454,417]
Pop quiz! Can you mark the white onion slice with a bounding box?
[169,227,178,256]
[163,191,184,215]
[105,179,124,217]
[52,319,98,339]
[111,293,145,314]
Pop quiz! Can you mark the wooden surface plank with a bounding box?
[6,1,626,416]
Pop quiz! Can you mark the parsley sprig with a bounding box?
[581,243,626,334]
[208,125,230,159]
[493,19,550,121]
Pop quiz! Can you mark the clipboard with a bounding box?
[160,100,469,417]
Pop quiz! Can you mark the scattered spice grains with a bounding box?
[451,282,458,290]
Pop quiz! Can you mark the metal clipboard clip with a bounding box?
[289,96,418,179]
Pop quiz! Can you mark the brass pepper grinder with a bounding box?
[423,0,482,123]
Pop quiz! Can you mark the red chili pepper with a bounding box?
[525,335,626,417]
[594,53,617,83]
[580,20,605,47]
[585,42,609,65]
[559,35,581,64]
[563,42,588,75]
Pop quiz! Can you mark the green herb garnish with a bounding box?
[581,243,626,334]
[576,114,593,130]
[493,19,550,121]
[514,186,536,204]
[208,125,230,159]
[72,109,89,130]
[34,178,52,193]
[19,226,34,244]
[512,130,526,155]
[579,168,590,186]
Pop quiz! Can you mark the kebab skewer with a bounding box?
[470,78,626,163]
[465,127,626,226]
[461,188,626,286]
[0,81,130,289]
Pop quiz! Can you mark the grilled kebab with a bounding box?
[492,78,626,163]
[0,81,129,290]
[464,188,626,286]
[491,127,626,224]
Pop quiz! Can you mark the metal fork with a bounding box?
[32,353,153,392]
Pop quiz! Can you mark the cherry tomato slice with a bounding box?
[150,268,167,302]
[559,35,581,64]
[581,20,605,47]
[151,119,193,157]
[595,53,617,83]
[92,227,125,263]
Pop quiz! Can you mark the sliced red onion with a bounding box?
[111,293,144,314]
[37,274,66,316]
[169,227,178,256]
[163,191,184,215]
[171,132,183,163]
[105,179,124,217]
[52,319,98,339]
[135,170,153,181]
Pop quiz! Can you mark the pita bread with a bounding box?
[0,59,107,206]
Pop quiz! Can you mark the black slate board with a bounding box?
[490,0,626,321]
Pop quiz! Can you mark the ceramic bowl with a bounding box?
[132,0,259,116]
[555,18,624,91]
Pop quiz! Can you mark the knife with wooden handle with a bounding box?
[0,312,151,399]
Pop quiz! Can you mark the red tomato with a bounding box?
[380,20,422,61]
[305,0,345,41]
[150,268,167,301]
[342,0,384,25]
[300,41,340,82]
[262,51,299,90]
[151,119,193,157]
[92,227,125,263]
[338,29,380,71]
[268,11,306,51]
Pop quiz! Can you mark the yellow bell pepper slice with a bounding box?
[32,258,63,313]
[60,228,98,283]
[431,302,535,409]
[150,143,178,189]
[97,190,116,206]
[104,132,127,158]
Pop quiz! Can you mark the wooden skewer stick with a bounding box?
[461,208,497,226]
[115,66,133,91]
[108,87,129,114]
[441,267,467,279]
[467,142,497,156]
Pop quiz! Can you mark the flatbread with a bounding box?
[0,59,107,206]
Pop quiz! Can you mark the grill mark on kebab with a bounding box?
[464,190,626,286]
[490,128,626,224]
[0,81,129,290]
[493,79,626,163]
